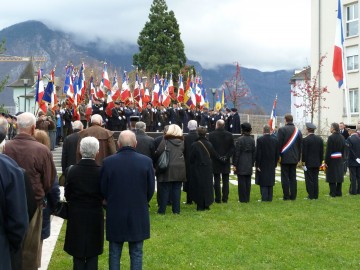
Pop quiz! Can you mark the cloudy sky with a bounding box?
[0,0,311,71]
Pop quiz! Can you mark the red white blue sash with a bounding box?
[330,152,342,158]
[281,127,299,154]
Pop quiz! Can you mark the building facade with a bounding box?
[312,0,360,134]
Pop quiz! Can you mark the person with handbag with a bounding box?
[64,136,104,269]
[155,124,186,214]
[190,126,224,211]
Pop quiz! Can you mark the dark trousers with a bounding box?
[73,256,98,270]
[158,181,182,214]
[304,168,319,199]
[281,164,297,200]
[81,120,88,129]
[213,173,230,203]
[237,175,251,203]
[349,166,360,194]
[329,182,342,197]
[260,186,273,201]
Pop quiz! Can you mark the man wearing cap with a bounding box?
[302,122,323,199]
[230,108,241,134]
[277,114,302,200]
[110,101,127,131]
[141,103,154,132]
[345,129,360,195]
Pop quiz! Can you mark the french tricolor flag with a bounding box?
[332,0,345,88]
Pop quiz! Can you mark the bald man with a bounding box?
[101,130,155,269]
[76,114,116,165]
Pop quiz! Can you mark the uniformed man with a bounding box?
[302,122,324,199]
[346,129,360,195]
[111,101,127,131]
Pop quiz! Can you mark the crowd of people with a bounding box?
[1,103,360,269]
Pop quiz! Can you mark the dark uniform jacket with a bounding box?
[277,122,302,164]
[231,112,241,134]
[325,132,345,183]
[209,128,234,174]
[255,134,279,186]
[302,133,324,168]
[64,159,104,258]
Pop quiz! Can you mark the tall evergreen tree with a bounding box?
[133,0,186,77]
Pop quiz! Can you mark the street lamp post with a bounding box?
[22,79,29,112]
[211,88,217,110]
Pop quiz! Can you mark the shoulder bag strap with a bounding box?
[198,141,210,158]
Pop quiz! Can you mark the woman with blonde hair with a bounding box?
[155,124,186,214]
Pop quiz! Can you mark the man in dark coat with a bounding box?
[0,154,28,270]
[339,122,349,139]
[135,121,155,161]
[230,108,241,134]
[61,120,83,173]
[141,102,154,132]
[64,137,104,269]
[346,129,360,195]
[233,122,256,203]
[101,130,155,269]
[277,114,302,200]
[183,120,199,204]
[255,125,279,202]
[302,122,324,199]
[209,119,234,203]
[325,122,346,197]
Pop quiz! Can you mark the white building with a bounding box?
[312,0,359,134]
[290,68,312,130]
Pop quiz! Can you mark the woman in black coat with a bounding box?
[64,136,104,269]
[233,122,256,203]
[190,126,224,211]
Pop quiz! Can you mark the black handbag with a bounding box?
[54,201,68,219]
[157,142,169,172]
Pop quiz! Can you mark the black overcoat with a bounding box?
[302,133,324,168]
[277,122,302,164]
[255,134,279,186]
[189,138,215,206]
[64,159,104,258]
[209,128,234,174]
[325,132,345,183]
[346,134,360,167]
[233,135,256,175]
[184,130,199,185]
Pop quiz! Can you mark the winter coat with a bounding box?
[325,132,346,183]
[155,136,186,183]
[209,128,234,174]
[255,134,279,186]
[233,134,256,175]
[189,137,216,206]
[101,147,155,242]
[277,122,302,164]
[64,159,104,258]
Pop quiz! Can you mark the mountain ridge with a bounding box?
[0,20,293,115]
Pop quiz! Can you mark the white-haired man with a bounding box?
[76,114,116,165]
[101,130,155,269]
[4,112,56,269]
[0,117,8,153]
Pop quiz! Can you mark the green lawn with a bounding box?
[49,177,360,269]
